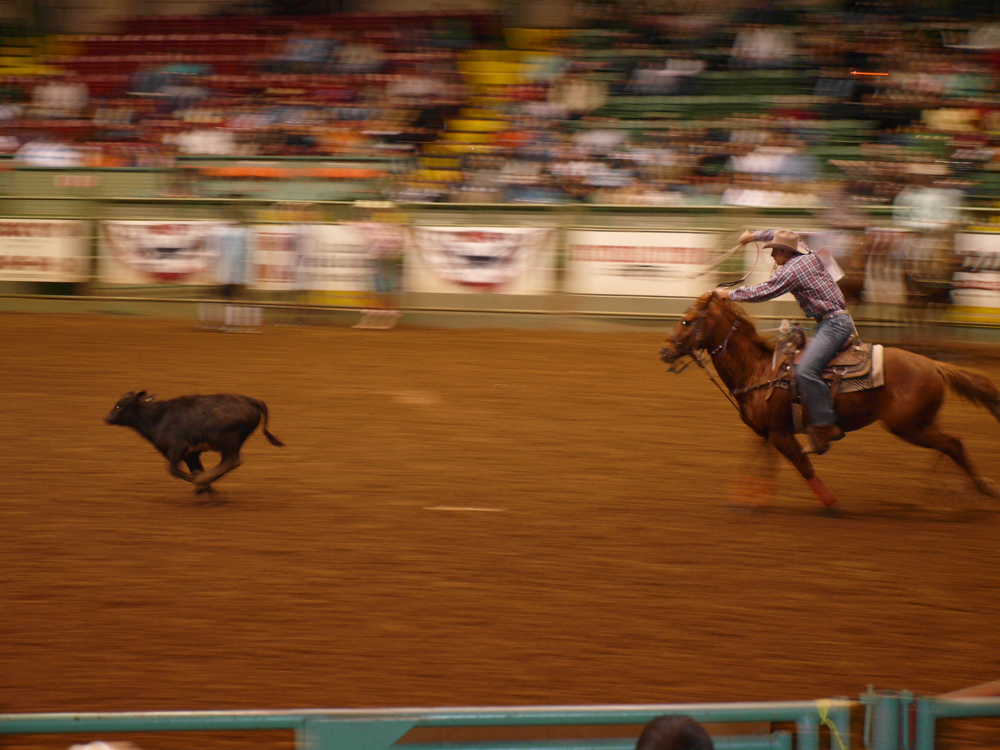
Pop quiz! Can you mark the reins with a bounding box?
[690,351,743,414]
[669,296,745,414]
[668,295,799,414]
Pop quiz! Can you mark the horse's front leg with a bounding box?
[726,436,777,509]
[768,429,838,509]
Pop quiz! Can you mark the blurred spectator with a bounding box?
[262,28,338,73]
[15,135,83,167]
[160,75,209,113]
[548,71,607,120]
[892,168,965,330]
[572,117,628,156]
[202,206,258,332]
[0,6,997,213]
[522,47,570,84]
[893,167,964,232]
[626,54,705,95]
[0,100,24,120]
[332,40,385,74]
[351,201,407,329]
[167,127,240,156]
[130,65,173,96]
[729,24,797,69]
[31,76,88,118]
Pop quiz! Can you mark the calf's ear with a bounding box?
[141,393,157,402]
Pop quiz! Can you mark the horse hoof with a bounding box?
[807,476,838,508]
[726,475,773,510]
[194,484,214,495]
[976,478,999,498]
[726,502,769,514]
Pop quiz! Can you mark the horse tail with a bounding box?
[247,397,285,447]
[936,362,1000,422]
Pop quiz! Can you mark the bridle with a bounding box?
[666,294,744,412]
[667,295,740,365]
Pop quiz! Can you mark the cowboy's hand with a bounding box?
[738,230,755,245]
[713,288,730,300]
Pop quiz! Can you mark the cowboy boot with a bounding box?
[804,424,845,455]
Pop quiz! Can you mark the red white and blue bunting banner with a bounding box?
[409,226,555,293]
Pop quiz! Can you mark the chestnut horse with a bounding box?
[659,292,1000,509]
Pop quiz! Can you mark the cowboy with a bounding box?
[714,229,853,455]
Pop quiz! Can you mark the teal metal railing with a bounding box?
[0,702,847,750]
[6,692,1000,750]
[913,694,1000,750]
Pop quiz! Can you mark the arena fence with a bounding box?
[1,196,999,340]
[3,694,1000,750]
[0,701,839,750]
[912,694,1000,750]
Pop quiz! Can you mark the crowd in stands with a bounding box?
[0,2,999,214]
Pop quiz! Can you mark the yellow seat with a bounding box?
[440,131,495,144]
[459,108,506,121]
[466,49,524,62]
[414,169,463,183]
[448,118,509,133]
[427,143,492,156]
[419,156,461,170]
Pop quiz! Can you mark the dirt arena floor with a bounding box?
[4,312,1000,748]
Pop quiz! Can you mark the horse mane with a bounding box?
[695,292,775,356]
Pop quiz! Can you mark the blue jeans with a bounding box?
[798,313,855,427]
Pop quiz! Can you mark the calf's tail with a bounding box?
[937,362,1000,422]
[248,397,285,447]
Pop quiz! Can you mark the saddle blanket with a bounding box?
[837,343,884,392]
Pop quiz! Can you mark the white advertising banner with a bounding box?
[564,230,719,297]
[253,224,313,291]
[0,220,89,282]
[100,221,223,285]
[953,232,1000,309]
[409,226,555,294]
[253,223,372,292]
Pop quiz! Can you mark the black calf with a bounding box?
[106,391,283,493]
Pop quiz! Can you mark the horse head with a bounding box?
[660,291,763,366]
[659,291,726,364]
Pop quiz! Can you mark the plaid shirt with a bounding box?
[729,231,846,320]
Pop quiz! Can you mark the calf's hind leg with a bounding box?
[184,452,205,475]
[191,449,243,493]
[183,453,216,495]
[167,460,196,484]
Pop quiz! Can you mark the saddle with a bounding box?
[767,323,885,402]
[771,324,878,377]
[766,323,884,434]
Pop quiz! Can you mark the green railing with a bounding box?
[913,694,1000,750]
[4,692,999,750]
[0,702,845,750]
[859,689,1000,750]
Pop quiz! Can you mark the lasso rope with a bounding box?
[686,238,763,287]
[816,700,850,750]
